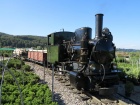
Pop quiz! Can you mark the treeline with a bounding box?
[0,32,47,48]
[117,48,140,52]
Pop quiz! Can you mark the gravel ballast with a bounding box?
[26,62,88,105]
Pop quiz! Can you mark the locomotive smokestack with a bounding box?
[95,14,104,38]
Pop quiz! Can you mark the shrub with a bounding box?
[1,59,58,105]
[4,53,9,57]
[14,63,21,69]
[7,61,15,68]
[22,65,31,71]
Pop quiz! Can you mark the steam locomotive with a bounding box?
[46,14,119,95]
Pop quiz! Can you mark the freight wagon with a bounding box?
[13,48,28,59]
[27,50,47,64]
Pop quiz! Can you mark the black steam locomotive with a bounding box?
[47,14,118,95]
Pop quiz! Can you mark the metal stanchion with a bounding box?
[44,60,45,82]
[52,64,54,101]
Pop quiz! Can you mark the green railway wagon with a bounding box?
[47,31,75,63]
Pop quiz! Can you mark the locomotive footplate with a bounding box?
[94,74,118,80]
[99,87,118,96]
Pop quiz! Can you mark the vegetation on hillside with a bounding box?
[0,32,47,48]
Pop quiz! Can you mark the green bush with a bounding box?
[1,59,58,105]
[7,61,15,68]
[22,65,31,71]
[6,59,24,69]
[14,63,21,69]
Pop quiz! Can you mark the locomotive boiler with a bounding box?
[47,14,118,95]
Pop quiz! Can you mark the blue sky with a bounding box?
[0,0,140,49]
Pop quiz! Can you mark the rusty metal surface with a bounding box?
[30,51,34,60]
[38,52,47,62]
[33,51,38,60]
[28,51,31,59]
[28,50,47,62]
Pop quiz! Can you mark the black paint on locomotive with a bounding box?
[47,13,119,95]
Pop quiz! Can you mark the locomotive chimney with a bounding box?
[95,14,104,38]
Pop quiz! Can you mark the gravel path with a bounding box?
[26,62,88,105]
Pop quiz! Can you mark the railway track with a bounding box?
[52,69,139,105]
[54,74,129,105]
[86,93,126,105]
[50,70,139,105]
[25,61,139,105]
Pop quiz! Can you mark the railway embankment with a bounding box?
[26,61,140,105]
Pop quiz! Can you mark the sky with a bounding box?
[0,0,140,49]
